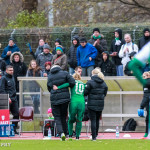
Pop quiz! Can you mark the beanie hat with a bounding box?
[43,44,50,50]
[8,38,15,42]
[45,61,52,67]
[79,37,87,43]
[143,28,150,33]
[55,38,61,45]
[56,46,63,53]
[93,28,100,33]
[47,108,52,114]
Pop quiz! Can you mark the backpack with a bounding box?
[122,118,137,131]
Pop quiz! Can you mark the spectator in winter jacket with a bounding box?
[47,65,75,139]
[0,65,19,134]
[139,28,150,50]
[84,68,108,141]
[26,60,43,114]
[110,28,125,76]
[88,28,107,67]
[43,61,52,77]
[0,57,6,75]
[1,38,20,65]
[68,36,80,75]
[52,45,68,71]
[119,33,138,68]
[10,52,27,106]
[124,52,137,76]
[98,51,116,76]
[75,66,82,76]
[30,39,45,59]
[36,44,53,71]
[77,37,97,76]
[52,38,66,55]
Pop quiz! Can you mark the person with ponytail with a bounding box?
[84,67,108,141]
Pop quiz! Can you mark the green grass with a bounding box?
[0,139,150,150]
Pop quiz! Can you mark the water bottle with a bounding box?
[48,128,51,139]
[11,126,14,136]
[116,125,119,138]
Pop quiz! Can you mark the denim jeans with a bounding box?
[81,66,94,76]
[69,67,75,75]
[116,65,124,76]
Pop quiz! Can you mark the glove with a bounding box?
[138,109,144,117]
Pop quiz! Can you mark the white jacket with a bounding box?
[119,42,138,66]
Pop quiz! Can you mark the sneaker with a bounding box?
[14,130,19,135]
[92,138,96,141]
[76,137,79,140]
[61,133,66,141]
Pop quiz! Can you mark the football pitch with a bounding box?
[0,139,150,150]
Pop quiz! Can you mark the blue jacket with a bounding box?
[77,43,97,68]
[1,44,20,65]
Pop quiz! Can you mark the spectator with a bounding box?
[98,51,116,76]
[26,60,43,113]
[1,38,20,65]
[68,36,80,75]
[0,65,19,134]
[51,45,68,71]
[52,38,66,55]
[119,33,138,68]
[110,28,125,76]
[124,52,136,76]
[43,61,52,77]
[47,65,75,140]
[84,68,108,141]
[0,57,6,75]
[30,39,45,59]
[139,28,150,50]
[75,66,82,76]
[10,52,27,106]
[36,44,53,71]
[89,28,107,67]
[77,37,97,76]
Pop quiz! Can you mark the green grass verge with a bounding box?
[0,139,150,150]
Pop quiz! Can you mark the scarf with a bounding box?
[93,35,101,40]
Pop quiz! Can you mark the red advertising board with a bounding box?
[0,109,10,124]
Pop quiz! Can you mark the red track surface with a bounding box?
[0,133,147,140]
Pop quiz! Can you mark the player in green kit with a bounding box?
[53,73,85,140]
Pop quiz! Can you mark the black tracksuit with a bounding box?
[140,78,150,134]
[47,66,75,135]
[84,75,108,139]
[0,73,19,129]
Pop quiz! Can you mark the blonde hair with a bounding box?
[73,73,81,80]
[92,67,104,80]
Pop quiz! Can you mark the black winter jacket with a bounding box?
[88,35,107,66]
[47,67,75,105]
[30,45,44,59]
[138,36,150,50]
[0,57,6,73]
[110,39,125,65]
[10,61,27,91]
[84,75,108,111]
[0,73,17,102]
[140,78,150,110]
[98,53,116,76]
[68,45,78,69]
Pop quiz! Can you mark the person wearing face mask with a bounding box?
[88,28,108,67]
[119,33,138,70]
[51,45,68,71]
[1,38,20,65]
[139,28,150,50]
[77,37,97,76]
